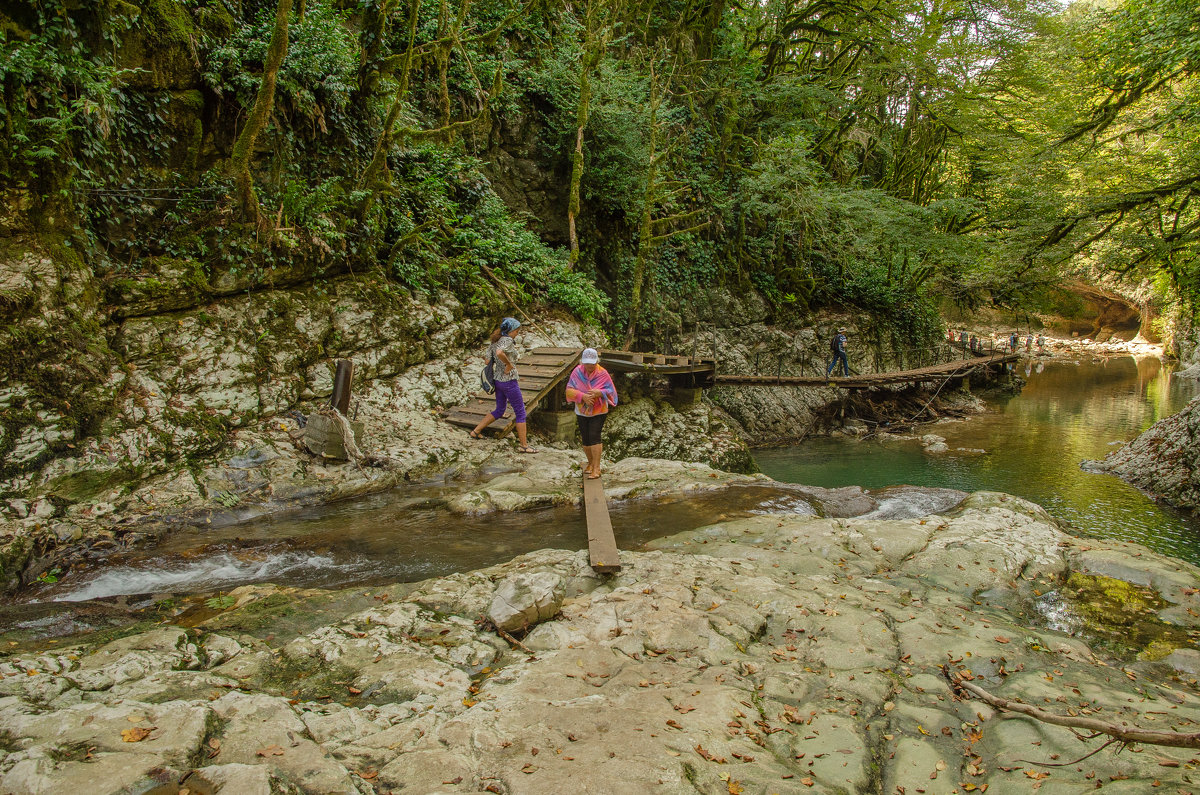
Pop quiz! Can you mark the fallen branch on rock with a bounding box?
[942,665,1200,749]
[496,626,534,655]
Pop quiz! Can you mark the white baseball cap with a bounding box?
[581,348,599,364]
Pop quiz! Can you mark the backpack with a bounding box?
[480,349,497,395]
[829,334,841,354]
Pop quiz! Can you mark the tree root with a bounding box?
[942,665,1200,749]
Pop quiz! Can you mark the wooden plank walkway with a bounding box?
[713,353,1019,388]
[443,347,580,437]
[598,349,717,376]
[582,475,620,573]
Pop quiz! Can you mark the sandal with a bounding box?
[518,445,537,454]
[468,430,483,440]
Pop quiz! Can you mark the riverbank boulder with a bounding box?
[1087,395,1200,512]
[5,492,1200,793]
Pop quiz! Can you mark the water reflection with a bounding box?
[756,357,1200,564]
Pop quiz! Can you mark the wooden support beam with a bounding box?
[583,475,620,573]
[331,359,354,415]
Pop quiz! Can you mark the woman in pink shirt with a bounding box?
[565,348,618,479]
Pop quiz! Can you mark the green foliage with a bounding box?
[35,567,62,584]
[7,0,1194,357]
[201,1,359,117]
[204,594,237,610]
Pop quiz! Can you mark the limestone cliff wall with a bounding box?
[670,290,960,446]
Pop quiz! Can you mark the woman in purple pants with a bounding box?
[469,317,536,453]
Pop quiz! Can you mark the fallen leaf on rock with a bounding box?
[935,760,946,771]
[666,720,683,729]
[443,777,463,785]
[1024,770,1048,780]
[207,738,221,759]
[256,745,285,757]
[801,778,815,787]
[994,635,1010,643]
[359,771,378,780]
[121,727,153,743]
[522,764,537,774]
[675,704,696,713]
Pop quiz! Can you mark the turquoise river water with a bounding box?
[757,355,1200,564]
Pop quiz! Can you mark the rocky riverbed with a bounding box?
[5,491,1200,794]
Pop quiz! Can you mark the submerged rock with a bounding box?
[5,493,1200,793]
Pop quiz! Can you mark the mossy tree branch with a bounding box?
[227,0,292,225]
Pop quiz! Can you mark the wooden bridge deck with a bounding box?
[442,347,581,437]
[444,346,1016,434]
[713,352,1018,388]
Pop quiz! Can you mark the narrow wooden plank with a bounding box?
[520,356,574,366]
[519,364,562,373]
[583,475,620,573]
[445,414,513,433]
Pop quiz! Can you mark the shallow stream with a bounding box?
[758,355,1200,563]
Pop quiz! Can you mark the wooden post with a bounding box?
[331,359,353,414]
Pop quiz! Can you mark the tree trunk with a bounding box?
[625,62,662,349]
[568,0,605,270]
[228,0,292,225]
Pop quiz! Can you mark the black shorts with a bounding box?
[577,413,607,446]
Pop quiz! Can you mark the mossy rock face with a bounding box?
[1061,572,1200,659]
[114,0,204,90]
[42,468,134,503]
[0,535,33,593]
[105,257,212,318]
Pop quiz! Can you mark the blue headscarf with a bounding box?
[500,317,521,334]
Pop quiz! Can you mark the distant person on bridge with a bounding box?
[469,317,536,453]
[1010,332,1019,352]
[566,348,618,479]
[826,328,849,379]
[1026,334,1033,352]
[1037,333,1046,350]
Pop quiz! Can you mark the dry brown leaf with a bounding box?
[256,744,285,757]
[121,727,153,743]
